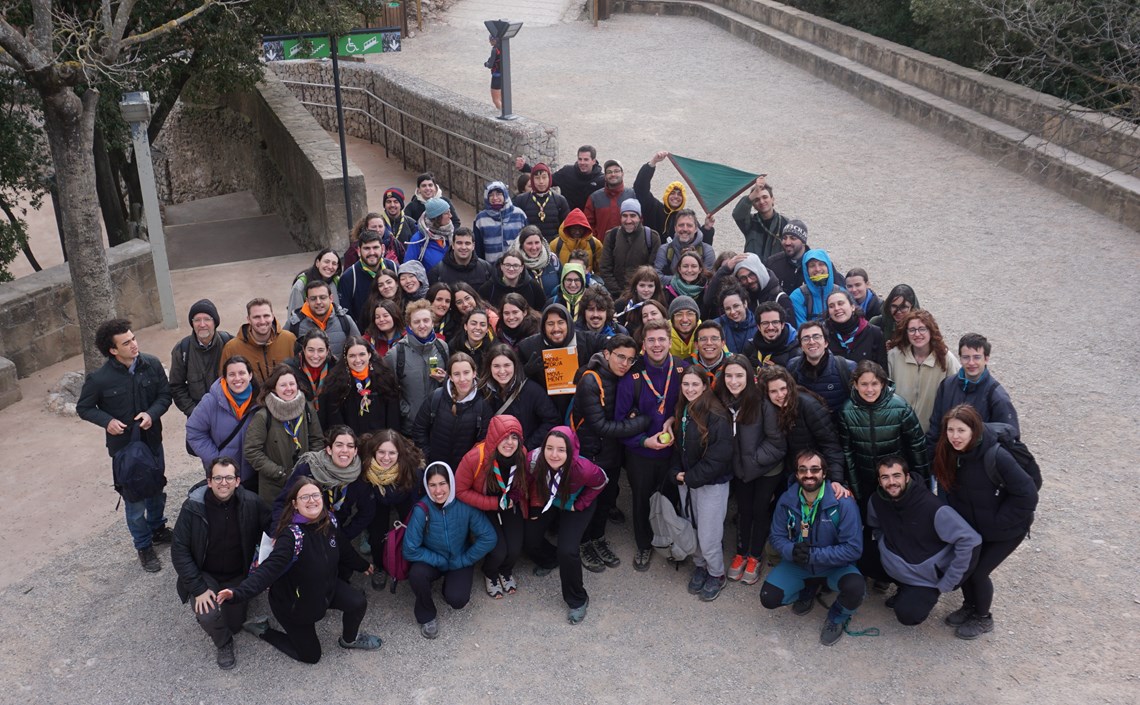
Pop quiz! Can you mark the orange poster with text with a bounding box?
[542,346,579,395]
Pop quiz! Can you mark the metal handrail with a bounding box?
[280,78,510,206]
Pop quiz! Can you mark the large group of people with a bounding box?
[76,147,1037,669]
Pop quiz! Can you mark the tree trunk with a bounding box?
[41,87,117,374]
[94,126,131,246]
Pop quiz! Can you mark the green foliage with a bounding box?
[0,73,49,282]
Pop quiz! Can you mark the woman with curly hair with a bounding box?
[359,429,425,591]
[887,309,960,433]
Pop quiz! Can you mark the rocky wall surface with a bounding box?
[0,240,160,378]
[269,60,558,209]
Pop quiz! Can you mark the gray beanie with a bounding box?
[782,219,808,244]
[620,198,641,216]
[668,295,700,319]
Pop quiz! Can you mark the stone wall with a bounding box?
[620,0,1140,231]
[269,60,558,209]
[0,358,20,410]
[153,76,367,251]
[0,240,160,378]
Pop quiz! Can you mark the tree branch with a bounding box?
[121,1,219,49]
[0,18,49,72]
[110,0,141,46]
[30,0,52,55]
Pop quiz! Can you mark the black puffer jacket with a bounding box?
[827,319,888,370]
[479,269,547,312]
[838,382,929,502]
[743,325,799,370]
[76,353,172,456]
[573,353,651,468]
[726,397,787,482]
[945,429,1037,541]
[671,410,734,488]
[783,391,846,483]
[171,484,271,603]
[518,305,602,419]
[411,383,491,470]
[228,516,368,623]
[485,378,560,451]
[513,190,570,240]
[317,370,402,438]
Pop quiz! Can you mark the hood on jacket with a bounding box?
[485,415,524,455]
[540,303,576,347]
[423,461,457,507]
[560,263,586,295]
[801,249,838,292]
[529,163,553,193]
[734,253,770,290]
[662,181,687,212]
[483,181,511,210]
[547,424,582,468]
[558,208,594,240]
[398,260,429,287]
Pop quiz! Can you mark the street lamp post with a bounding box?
[484,20,523,120]
[119,91,177,330]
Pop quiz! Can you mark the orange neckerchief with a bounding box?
[221,382,252,420]
[300,302,332,331]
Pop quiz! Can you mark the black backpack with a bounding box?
[112,426,167,505]
[983,422,1042,490]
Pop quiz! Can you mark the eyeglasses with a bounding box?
[209,475,237,484]
[801,334,825,343]
[502,262,522,270]
[759,321,782,328]
[610,352,635,363]
[889,303,912,314]
[696,337,722,344]
[297,493,322,503]
[798,466,824,474]
[906,327,929,335]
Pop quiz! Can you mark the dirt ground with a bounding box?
[1,10,1138,705]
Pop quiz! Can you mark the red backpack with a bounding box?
[381,500,429,593]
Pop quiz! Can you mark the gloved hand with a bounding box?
[792,542,810,567]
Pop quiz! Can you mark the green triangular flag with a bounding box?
[667,154,761,214]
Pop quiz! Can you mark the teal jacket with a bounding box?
[402,462,496,572]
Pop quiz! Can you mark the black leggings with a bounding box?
[482,506,525,580]
[525,504,596,608]
[625,454,670,551]
[734,474,783,558]
[263,580,367,664]
[961,532,1026,615]
[408,562,474,624]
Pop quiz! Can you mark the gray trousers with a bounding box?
[192,573,248,648]
[680,481,730,577]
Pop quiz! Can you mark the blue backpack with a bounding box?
[112,426,166,506]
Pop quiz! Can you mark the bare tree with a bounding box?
[0,1,232,372]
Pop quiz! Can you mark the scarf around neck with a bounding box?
[299,448,361,488]
[265,392,307,423]
[365,458,400,495]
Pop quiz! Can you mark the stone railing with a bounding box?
[0,240,160,378]
[269,60,559,209]
[620,0,1140,230]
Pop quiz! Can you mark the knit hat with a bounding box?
[383,187,405,209]
[620,198,641,216]
[604,159,623,173]
[188,299,220,327]
[424,197,450,220]
[782,219,808,244]
[398,260,429,286]
[667,295,700,319]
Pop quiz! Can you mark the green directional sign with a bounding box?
[338,33,385,55]
[264,29,401,61]
[281,36,331,59]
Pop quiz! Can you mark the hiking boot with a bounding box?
[955,613,994,640]
[726,554,746,581]
[871,579,891,594]
[370,570,388,592]
[687,566,709,595]
[741,556,763,585]
[242,617,269,638]
[820,617,846,646]
[608,507,625,524]
[593,539,621,568]
[633,549,653,572]
[533,564,555,577]
[216,639,236,670]
[944,602,976,627]
[699,573,727,602]
[420,619,439,640]
[567,598,590,625]
[339,632,383,650]
[485,575,504,599]
[500,574,518,594]
[150,526,173,544]
[137,547,161,573]
[793,585,819,616]
[580,542,606,574]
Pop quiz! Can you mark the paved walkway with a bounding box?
[1,10,1136,705]
[440,0,581,29]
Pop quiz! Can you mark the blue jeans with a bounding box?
[124,493,167,550]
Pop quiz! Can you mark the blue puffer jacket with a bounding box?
[789,249,842,326]
[402,462,496,571]
[185,378,257,481]
[769,480,863,575]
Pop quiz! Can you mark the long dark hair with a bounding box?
[619,265,668,307]
[359,429,423,494]
[363,299,405,343]
[497,293,540,342]
[674,366,727,447]
[322,336,400,402]
[760,365,801,434]
[275,480,331,538]
[716,354,762,425]
[480,343,526,396]
[933,404,984,492]
[299,248,342,285]
[365,271,404,327]
[482,424,528,498]
[531,429,576,506]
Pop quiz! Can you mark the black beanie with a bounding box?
[188,298,220,327]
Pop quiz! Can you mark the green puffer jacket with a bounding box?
[837,382,929,502]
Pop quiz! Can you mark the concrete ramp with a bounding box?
[164,192,300,269]
[444,0,582,28]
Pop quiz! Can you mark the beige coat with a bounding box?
[888,347,960,433]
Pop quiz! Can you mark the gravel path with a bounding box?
[2,12,1137,705]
